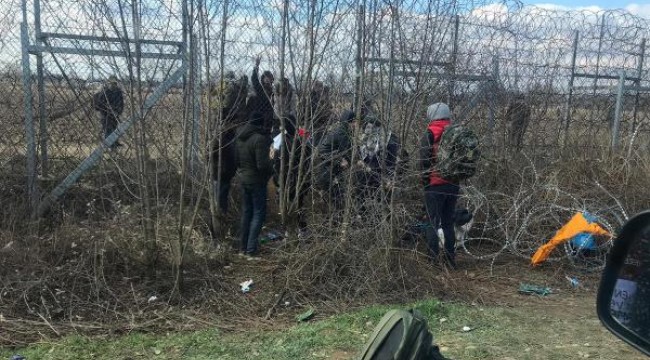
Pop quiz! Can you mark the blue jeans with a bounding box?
[424,183,460,260]
[240,184,268,254]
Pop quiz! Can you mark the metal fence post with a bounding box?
[593,12,606,96]
[191,34,201,177]
[612,70,625,151]
[21,20,39,213]
[488,55,499,129]
[354,3,365,114]
[34,0,48,178]
[562,31,579,147]
[447,14,460,108]
[36,67,186,217]
[631,38,645,136]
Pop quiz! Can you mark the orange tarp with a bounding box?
[531,212,611,266]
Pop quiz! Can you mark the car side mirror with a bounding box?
[597,211,650,356]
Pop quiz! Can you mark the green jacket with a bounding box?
[236,123,273,186]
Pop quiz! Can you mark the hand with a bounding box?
[255,57,261,68]
[340,158,349,168]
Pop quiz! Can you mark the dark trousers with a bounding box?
[216,177,233,213]
[316,164,345,210]
[354,170,382,214]
[424,183,460,260]
[213,130,237,213]
[101,113,119,139]
[240,184,268,254]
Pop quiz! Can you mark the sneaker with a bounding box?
[245,254,261,261]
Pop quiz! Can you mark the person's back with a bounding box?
[221,74,249,128]
[419,103,459,268]
[358,118,402,176]
[274,78,296,119]
[309,82,333,143]
[273,116,312,230]
[93,76,124,144]
[237,118,273,186]
[420,119,453,187]
[317,110,354,164]
[275,121,312,185]
[94,85,124,116]
[236,112,273,257]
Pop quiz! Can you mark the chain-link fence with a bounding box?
[3,1,650,271]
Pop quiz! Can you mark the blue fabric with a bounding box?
[571,233,597,251]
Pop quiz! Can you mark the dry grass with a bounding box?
[1,80,650,348]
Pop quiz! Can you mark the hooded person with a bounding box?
[419,102,460,268]
[274,77,296,119]
[236,111,273,257]
[272,114,312,232]
[209,72,248,214]
[352,116,403,212]
[308,80,333,145]
[314,109,358,208]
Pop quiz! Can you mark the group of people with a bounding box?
[93,61,483,269]
[211,59,411,259]
[209,60,466,269]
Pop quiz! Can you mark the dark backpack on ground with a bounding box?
[435,124,480,182]
[359,309,451,360]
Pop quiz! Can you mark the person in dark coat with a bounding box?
[272,114,312,231]
[274,77,296,119]
[246,57,275,134]
[210,72,249,214]
[315,109,357,208]
[236,111,273,257]
[419,102,459,268]
[308,81,333,146]
[93,76,124,147]
[353,116,402,213]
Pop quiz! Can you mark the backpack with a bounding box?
[435,124,480,182]
[359,309,450,360]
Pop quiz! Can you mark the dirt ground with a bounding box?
[2,223,648,359]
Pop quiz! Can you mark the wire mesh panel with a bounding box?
[3,1,650,269]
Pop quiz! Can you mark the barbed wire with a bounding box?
[1,0,649,273]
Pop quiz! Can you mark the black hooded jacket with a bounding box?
[93,86,124,117]
[236,123,273,186]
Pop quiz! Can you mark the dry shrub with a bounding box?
[2,135,650,345]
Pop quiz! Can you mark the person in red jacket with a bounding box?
[418,103,459,268]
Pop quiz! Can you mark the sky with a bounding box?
[520,1,650,17]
